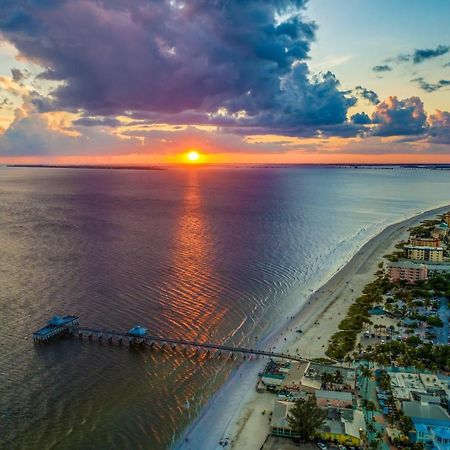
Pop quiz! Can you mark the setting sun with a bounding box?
[186,150,201,163]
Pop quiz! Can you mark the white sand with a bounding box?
[175,205,450,450]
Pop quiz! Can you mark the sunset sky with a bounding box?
[0,0,450,164]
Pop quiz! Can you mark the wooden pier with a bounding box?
[33,315,308,363]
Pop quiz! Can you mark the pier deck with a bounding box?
[32,316,308,363]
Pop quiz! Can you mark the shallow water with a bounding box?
[1,166,449,449]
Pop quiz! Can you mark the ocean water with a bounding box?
[0,166,449,450]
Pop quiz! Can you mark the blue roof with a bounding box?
[434,427,450,439]
[34,315,78,336]
[128,325,148,337]
[415,423,428,434]
[48,315,66,326]
[438,222,448,228]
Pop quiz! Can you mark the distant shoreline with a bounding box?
[6,164,167,171]
[5,163,450,171]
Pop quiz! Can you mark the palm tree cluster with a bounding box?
[320,370,344,389]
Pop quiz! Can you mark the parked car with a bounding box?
[338,445,347,450]
[317,443,328,450]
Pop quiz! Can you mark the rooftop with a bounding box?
[315,390,353,402]
[389,260,427,269]
[403,401,450,422]
[271,400,295,430]
[128,325,148,337]
[434,427,450,440]
[33,315,79,337]
[405,245,444,251]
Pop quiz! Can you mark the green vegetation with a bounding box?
[426,316,443,327]
[287,396,327,442]
[366,341,449,371]
[408,218,440,238]
[326,276,393,360]
[320,370,344,389]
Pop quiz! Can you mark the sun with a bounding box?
[186,150,201,163]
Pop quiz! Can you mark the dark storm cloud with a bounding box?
[355,86,379,105]
[372,65,392,73]
[371,96,427,137]
[0,0,356,137]
[412,77,450,93]
[351,112,371,125]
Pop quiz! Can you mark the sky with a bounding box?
[0,0,449,164]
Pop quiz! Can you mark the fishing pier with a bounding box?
[33,315,308,363]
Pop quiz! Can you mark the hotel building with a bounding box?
[404,245,444,263]
[388,261,428,284]
[410,237,441,248]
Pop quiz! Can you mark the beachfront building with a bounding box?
[317,408,366,447]
[270,400,297,438]
[270,399,366,446]
[299,362,357,393]
[433,427,450,450]
[388,261,428,284]
[431,223,449,240]
[410,237,441,248]
[315,390,354,409]
[403,401,450,446]
[388,371,450,404]
[405,245,444,263]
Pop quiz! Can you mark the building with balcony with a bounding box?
[388,261,428,284]
[405,245,444,263]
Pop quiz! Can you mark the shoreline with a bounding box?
[174,203,450,450]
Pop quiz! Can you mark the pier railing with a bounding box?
[32,316,309,363]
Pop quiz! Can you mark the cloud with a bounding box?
[0,108,140,156]
[412,44,449,64]
[372,65,392,73]
[371,96,427,137]
[351,112,371,125]
[11,68,25,83]
[0,0,356,138]
[73,116,123,127]
[427,110,450,145]
[377,44,450,71]
[412,77,450,93]
[355,86,379,105]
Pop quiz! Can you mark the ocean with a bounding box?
[1,166,449,450]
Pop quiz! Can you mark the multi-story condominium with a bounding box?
[404,245,444,262]
[388,261,428,284]
[410,237,441,248]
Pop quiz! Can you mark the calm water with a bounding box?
[1,166,449,449]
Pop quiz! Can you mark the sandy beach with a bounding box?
[175,204,450,450]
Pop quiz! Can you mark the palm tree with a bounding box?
[334,370,344,386]
[359,366,373,394]
[366,400,376,423]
